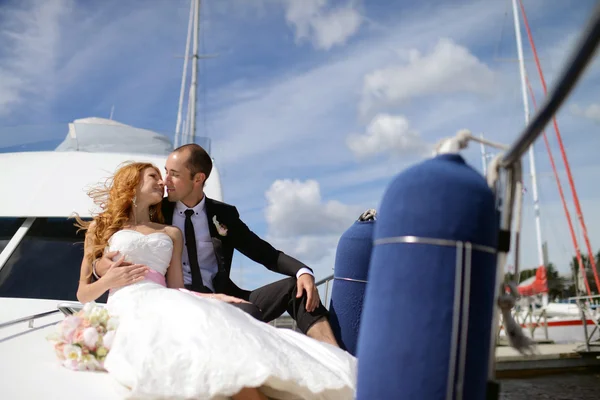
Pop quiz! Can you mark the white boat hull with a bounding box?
[499,315,600,344]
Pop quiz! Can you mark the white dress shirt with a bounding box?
[171,196,314,291]
[172,197,219,291]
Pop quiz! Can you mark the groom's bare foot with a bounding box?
[306,318,339,347]
[232,387,267,400]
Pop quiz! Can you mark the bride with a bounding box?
[74,161,357,400]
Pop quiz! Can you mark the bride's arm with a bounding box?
[77,223,147,303]
[165,226,185,289]
[76,222,111,303]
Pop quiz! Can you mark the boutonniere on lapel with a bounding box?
[212,215,228,236]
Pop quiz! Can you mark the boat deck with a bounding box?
[0,298,127,399]
[3,297,600,398]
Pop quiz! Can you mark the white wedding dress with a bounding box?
[103,230,357,400]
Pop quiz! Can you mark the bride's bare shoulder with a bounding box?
[144,223,177,237]
[162,225,183,242]
[146,222,182,241]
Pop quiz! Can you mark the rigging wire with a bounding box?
[493,0,511,62]
[525,74,592,296]
[501,0,600,167]
[518,0,600,294]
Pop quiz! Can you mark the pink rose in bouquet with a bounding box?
[46,302,119,371]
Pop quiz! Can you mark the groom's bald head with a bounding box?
[173,144,212,181]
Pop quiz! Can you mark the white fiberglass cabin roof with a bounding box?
[55,117,174,155]
[0,117,222,218]
[0,151,223,218]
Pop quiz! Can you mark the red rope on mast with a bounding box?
[519,0,600,294]
[525,76,592,297]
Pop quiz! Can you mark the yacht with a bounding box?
[0,117,223,398]
[0,0,223,396]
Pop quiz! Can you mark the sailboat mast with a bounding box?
[512,0,545,270]
[189,0,201,144]
[174,0,195,148]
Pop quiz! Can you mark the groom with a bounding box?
[95,144,338,346]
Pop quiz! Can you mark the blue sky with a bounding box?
[1,0,600,291]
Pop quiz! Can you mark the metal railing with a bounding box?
[4,277,338,335]
[270,274,335,332]
[497,307,550,343]
[0,301,86,332]
[316,274,334,306]
[516,308,549,340]
[567,293,600,304]
[0,309,60,330]
[567,294,600,350]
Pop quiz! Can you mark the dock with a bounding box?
[270,316,600,378]
[495,342,600,378]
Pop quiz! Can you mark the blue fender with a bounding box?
[356,154,498,400]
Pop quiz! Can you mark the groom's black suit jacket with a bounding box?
[161,197,311,299]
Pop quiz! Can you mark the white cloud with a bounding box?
[0,0,192,125]
[265,179,361,237]
[284,0,362,50]
[0,0,72,115]
[264,179,363,262]
[571,103,600,122]
[208,1,562,218]
[346,113,430,158]
[270,235,341,264]
[360,38,496,116]
[210,1,512,173]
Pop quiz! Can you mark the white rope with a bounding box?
[434,129,509,156]
[358,209,376,221]
[485,153,503,189]
[497,282,538,355]
[486,156,538,355]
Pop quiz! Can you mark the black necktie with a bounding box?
[184,209,211,293]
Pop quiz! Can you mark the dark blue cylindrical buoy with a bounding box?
[356,154,498,400]
[328,216,375,355]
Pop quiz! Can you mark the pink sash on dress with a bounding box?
[109,269,167,295]
[145,269,167,287]
[142,271,206,298]
[108,269,208,299]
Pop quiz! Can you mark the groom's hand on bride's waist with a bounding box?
[93,250,149,280]
[102,255,149,289]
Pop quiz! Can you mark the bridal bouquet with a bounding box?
[46,302,119,371]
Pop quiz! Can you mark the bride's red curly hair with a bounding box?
[75,161,165,265]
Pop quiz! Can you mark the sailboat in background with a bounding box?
[495,0,600,344]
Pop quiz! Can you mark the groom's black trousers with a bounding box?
[187,277,328,334]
